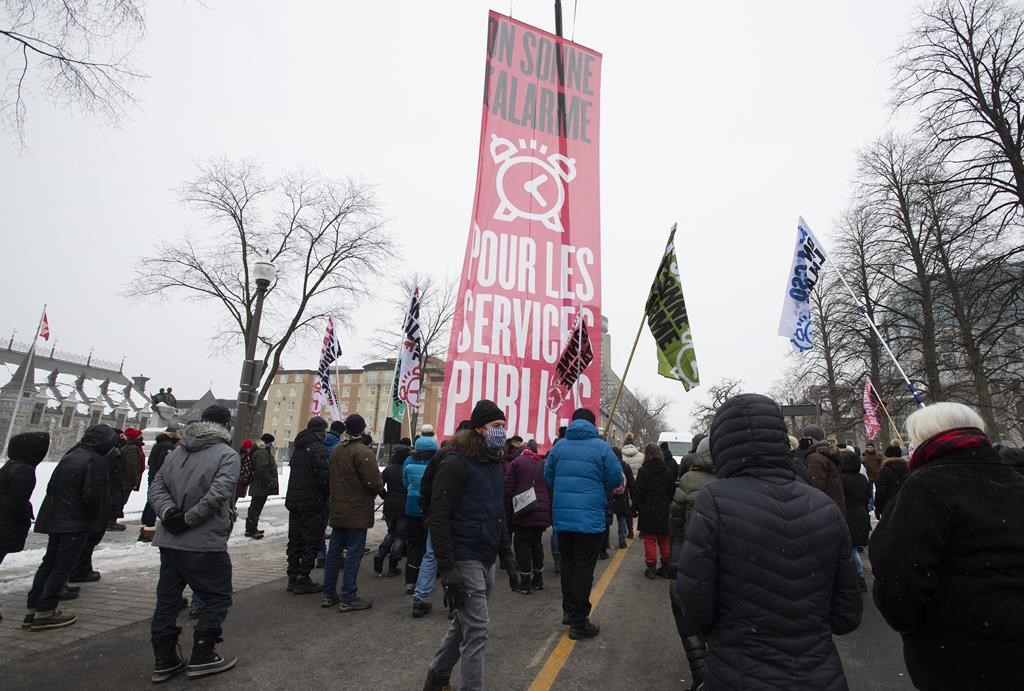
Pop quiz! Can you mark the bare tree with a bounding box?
[895,0,1024,221]
[1,1,147,144]
[368,274,457,434]
[126,158,394,432]
[688,378,744,434]
[616,389,672,443]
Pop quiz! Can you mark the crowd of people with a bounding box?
[1,393,1023,689]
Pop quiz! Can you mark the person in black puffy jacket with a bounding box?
[284,418,331,594]
[873,442,908,519]
[677,394,861,691]
[634,443,674,579]
[839,452,871,592]
[0,432,50,560]
[375,444,409,577]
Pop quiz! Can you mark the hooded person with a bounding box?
[422,401,520,691]
[0,432,50,562]
[26,425,116,632]
[800,424,846,517]
[245,434,277,537]
[321,413,383,611]
[620,436,645,475]
[147,404,240,682]
[861,442,883,484]
[635,443,675,579]
[659,441,680,479]
[403,428,437,596]
[140,424,182,542]
[375,440,411,578]
[284,416,331,594]
[840,452,871,592]
[873,442,908,519]
[677,394,861,691]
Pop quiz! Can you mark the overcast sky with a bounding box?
[0,1,924,431]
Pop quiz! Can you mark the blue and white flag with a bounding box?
[778,218,829,352]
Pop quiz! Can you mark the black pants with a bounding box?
[557,530,603,626]
[405,516,426,586]
[141,501,156,527]
[72,531,105,577]
[27,532,88,612]
[151,548,232,639]
[513,526,545,573]
[287,509,324,577]
[246,496,268,534]
[378,515,407,563]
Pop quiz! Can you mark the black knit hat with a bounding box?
[571,408,596,424]
[307,417,328,433]
[345,414,367,435]
[470,400,506,429]
[202,405,232,427]
[884,443,903,458]
[8,432,50,465]
[800,424,826,442]
[261,433,275,444]
[330,420,346,435]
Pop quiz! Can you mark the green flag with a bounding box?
[646,225,700,390]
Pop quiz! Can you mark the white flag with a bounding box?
[778,217,829,352]
[311,316,343,420]
[391,280,423,422]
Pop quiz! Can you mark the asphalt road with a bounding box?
[3,540,913,690]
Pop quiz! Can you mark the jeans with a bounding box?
[616,517,628,547]
[414,532,438,602]
[557,530,603,625]
[428,560,495,691]
[246,495,268,534]
[286,509,324,577]
[72,531,105,577]
[323,527,367,602]
[405,516,427,587]
[151,548,232,638]
[27,532,88,612]
[851,546,865,578]
[513,526,545,574]
[643,533,670,565]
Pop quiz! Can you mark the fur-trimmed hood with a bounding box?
[180,421,232,452]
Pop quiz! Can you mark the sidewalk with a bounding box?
[0,502,386,664]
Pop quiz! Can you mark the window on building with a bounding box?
[289,387,296,398]
[61,407,74,428]
[274,401,281,411]
[89,410,102,426]
[115,413,127,429]
[287,415,293,424]
[271,416,278,426]
[277,388,284,398]
[342,387,350,398]
[288,400,295,410]
[280,374,289,384]
[368,385,378,396]
[30,402,44,425]
[139,415,150,428]
[344,374,352,384]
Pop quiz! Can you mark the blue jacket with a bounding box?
[544,419,624,534]
[403,451,431,517]
[324,432,342,456]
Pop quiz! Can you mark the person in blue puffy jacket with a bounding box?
[543,408,623,641]
[403,436,435,594]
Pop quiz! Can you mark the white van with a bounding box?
[658,431,692,460]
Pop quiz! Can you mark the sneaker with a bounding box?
[404,584,415,595]
[291,577,321,595]
[531,571,544,591]
[412,598,432,618]
[513,572,533,594]
[373,554,384,575]
[30,610,77,631]
[69,571,101,583]
[568,621,600,640]
[21,613,34,630]
[338,597,373,612]
[320,595,341,608]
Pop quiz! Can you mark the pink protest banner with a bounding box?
[439,11,602,445]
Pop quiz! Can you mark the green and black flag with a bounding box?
[646,224,699,390]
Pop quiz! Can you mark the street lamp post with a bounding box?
[232,260,276,448]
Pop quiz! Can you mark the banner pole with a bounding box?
[868,377,906,448]
[833,269,925,409]
[3,304,45,459]
[603,310,646,439]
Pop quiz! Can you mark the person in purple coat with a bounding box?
[503,441,551,594]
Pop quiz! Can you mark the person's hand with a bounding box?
[162,508,190,534]
[441,568,466,613]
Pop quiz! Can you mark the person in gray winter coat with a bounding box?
[677,394,862,691]
[147,405,240,683]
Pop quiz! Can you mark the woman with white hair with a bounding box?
[869,402,1024,690]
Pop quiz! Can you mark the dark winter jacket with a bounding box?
[285,429,330,512]
[869,445,1024,691]
[35,425,118,535]
[634,455,674,535]
[503,448,551,529]
[149,421,240,552]
[840,453,871,547]
[873,457,908,517]
[248,442,278,497]
[119,440,145,491]
[105,446,124,518]
[998,445,1024,478]
[677,394,861,691]
[381,446,409,521]
[427,431,513,573]
[328,434,383,529]
[610,459,635,518]
[0,432,49,552]
[543,419,624,534]
[805,444,846,517]
[668,446,716,543]
[148,434,178,486]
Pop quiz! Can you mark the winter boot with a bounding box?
[151,628,187,683]
[291,576,321,595]
[644,563,658,580]
[29,609,77,631]
[552,551,561,574]
[286,575,297,592]
[187,630,236,679]
[656,562,673,579]
[373,553,384,575]
[21,611,34,630]
[412,598,432,618]
[513,572,533,594]
[531,570,544,591]
[682,635,706,691]
[387,559,402,577]
[568,620,601,640]
[422,668,453,691]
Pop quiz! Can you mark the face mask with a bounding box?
[484,426,507,449]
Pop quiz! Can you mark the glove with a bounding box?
[162,508,190,535]
[501,554,520,591]
[441,568,466,614]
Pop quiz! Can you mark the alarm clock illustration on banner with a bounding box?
[490,134,577,233]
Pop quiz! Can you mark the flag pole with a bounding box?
[832,270,925,409]
[3,305,46,459]
[603,310,646,439]
[867,377,906,447]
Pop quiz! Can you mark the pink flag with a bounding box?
[38,312,50,341]
[863,379,882,440]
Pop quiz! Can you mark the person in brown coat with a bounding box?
[321,414,383,611]
[861,443,883,483]
[799,425,846,518]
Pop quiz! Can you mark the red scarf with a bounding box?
[909,427,990,471]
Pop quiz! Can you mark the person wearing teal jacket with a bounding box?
[402,437,435,593]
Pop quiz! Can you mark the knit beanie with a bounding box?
[261,433,275,444]
[415,435,439,452]
[124,428,143,439]
[344,414,367,435]
[202,405,232,427]
[571,408,596,424]
[800,424,826,442]
[420,424,435,437]
[330,420,346,435]
[470,400,506,429]
[307,417,328,434]
[884,443,903,458]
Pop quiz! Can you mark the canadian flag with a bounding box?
[38,312,50,341]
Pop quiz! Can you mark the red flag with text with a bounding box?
[439,12,602,445]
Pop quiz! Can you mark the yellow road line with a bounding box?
[526,538,633,691]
